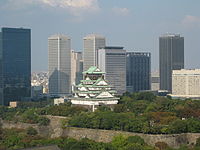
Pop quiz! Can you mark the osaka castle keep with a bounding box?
[71,66,119,111]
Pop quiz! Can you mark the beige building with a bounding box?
[171,69,200,99]
[9,101,18,108]
[151,71,160,91]
[54,98,66,105]
[71,51,83,86]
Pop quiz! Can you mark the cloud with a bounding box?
[111,7,130,16]
[182,15,200,28]
[2,0,100,16]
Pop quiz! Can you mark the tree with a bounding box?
[97,105,111,112]
[127,136,145,145]
[111,134,128,150]
[195,137,200,147]
[168,119,188,134]
[135,92,156,101]
[129,101,149,114]
[21,109,39,124]
[26,127,38,136]
[114,104,127,113]
[146,112,177,125]
[187,118,200,133]
[38,117,50,126]
[124,143,144,150]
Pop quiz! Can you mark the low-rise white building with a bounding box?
[170,69,200,99]
[54,98,66,105]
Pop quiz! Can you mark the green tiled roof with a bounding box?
[94,78,106,85]
[74,90,117,94]
[76,85,111,88]
[83,66,105,74]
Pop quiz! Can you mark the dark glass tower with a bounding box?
[126,52,151,93]
[0,27,31,105]
[159,34,184,92]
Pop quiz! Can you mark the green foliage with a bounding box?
[127,136,145,145]
[168,119,188,134]
[68,93,200,134]
[0,128,116,150]
[196,137,200,146]
[2,91,200,144]
[111,134,128,150]
[114,104,127,113]
[111,135,154,150]
[38,117,50,126]
[21,109,39,124]
[17,99,53,108]
[97,105,111,112]
[135,92,156,101]
[26,127,38,136]
[42,104,88,117]
[69,111,141,131]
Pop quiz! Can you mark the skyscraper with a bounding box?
[126,52,151,93]
[83,34,105,71]
[0,27,31,105]
[71,51,83,86]
[159,34,184,92]
[98,47,126,95]
[48,35,71,96]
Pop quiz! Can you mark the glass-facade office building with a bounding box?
[126,52,151,93]
[159,34,184,92]
[0,27,31,105]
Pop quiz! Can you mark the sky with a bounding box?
[0,0,200,72]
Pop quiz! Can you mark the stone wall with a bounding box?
[1,116,200,148]
[62,127,200,148]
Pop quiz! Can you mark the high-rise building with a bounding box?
[71,51,83,86]
[171,69,200,99]
[98,47,126,95]
[0,27,31,105]
[159,34,184,92]
[48,35,71,96]
[151,71,160,91]
[83,34,105,71]
[126,52,151,93]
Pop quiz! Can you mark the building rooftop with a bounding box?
[83,66,105,74]
[48,34,70,40]
[84,34,105,39]
[99,46,124,49]
[173,69,200,75]
[126,52,151,56]
[160,33,181,38]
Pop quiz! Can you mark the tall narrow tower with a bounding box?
[48,35,71,96]
[159,34,184,92]
[0,27,31,105]
[83,34,106,71]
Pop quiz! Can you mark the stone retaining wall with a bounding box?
[1,116,200,148]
